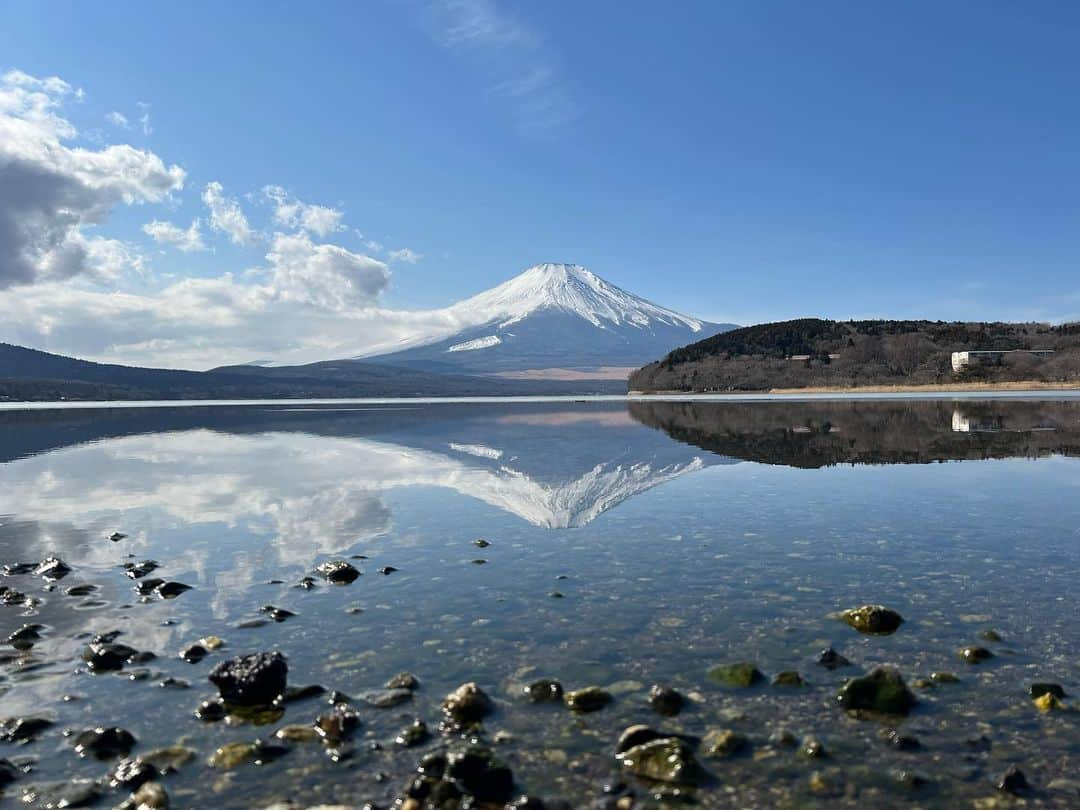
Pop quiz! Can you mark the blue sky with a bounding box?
[0,1,1078,367]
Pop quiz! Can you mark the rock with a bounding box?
[317,560,360,585]
[442,682,494,724]
[82,635,141,671]
[891,769,930,790]
[997,765,1029,795]
[180,644,208,663]
[132,781,169,809]
[707,662,765,688]
[200,635,225,651]
[1029,682,1066,699]
[156,581,191,599]
[34,556,71,580]
[549,591,564,598]
[958,646,994,664]
[839,604,904,635]
[0,716,53,742]
[260,605,296,622]
[616,737,701,785]
[879,728,920,751]
[250,739,289,765]
[396,719,429,747]
[979,629,1003,642]
[195,699,226,722]
[110,532,127,542]
[386,672,419,691]
[73,726,136,759]
[702,729,747,758]
[124,560,159,579]
[772,671,806,687]
[816,647,851,670]
[648,685,684,716]
[135,578,166,596]
[7,623,43,650]
[471,559,488,565]
[768,728,799,748]
[295,576,317,590]
[275,724,320,743]
[0,757,20,788]
[930,671,959,683]
[378,566,398,575]
[564,686,612,713]
[1034,692,1067,712]
[836,667,916,716]
[2,562,35,575]
[800,738,827,759]
[30,780,102,807]
[314,704,361,743]
[64,584,97,596]
[209,741,254,770]
[109,757,158,789]
[616,725,666,754]
[360,688,412,708]
[281,684,326,703]
[474,539,491,548]
[809,770,843,796]
[524,678,564,703]
[139,746,196,773]
[444,746,515,803]
[209,651,287,705]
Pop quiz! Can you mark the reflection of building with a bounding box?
[951,349,1054,373]
[951,407,1056,434]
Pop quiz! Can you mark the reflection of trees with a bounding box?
[629,399,1080,468]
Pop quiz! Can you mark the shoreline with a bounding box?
[635,380,1080,396]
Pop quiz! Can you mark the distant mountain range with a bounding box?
[0,264,732,401]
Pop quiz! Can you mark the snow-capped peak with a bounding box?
[446,263,705,331]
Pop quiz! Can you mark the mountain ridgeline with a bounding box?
[630,318,1080,392]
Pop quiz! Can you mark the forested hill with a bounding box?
[630,318,1080,392]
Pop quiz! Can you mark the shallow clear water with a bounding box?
[0,399,1078,808]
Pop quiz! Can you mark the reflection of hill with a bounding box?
[629,399,1080,468]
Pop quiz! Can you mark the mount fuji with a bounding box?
[359,263,736,377]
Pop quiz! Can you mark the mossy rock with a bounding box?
[958,646,993,664]
[564,686,612,713]
[707,662,765,688]
[208,742,254,770]
[617,737,701,784]
[702,728,748,758]
[839,605,904,635]
[836,667,916,717]
[772,671,807,687]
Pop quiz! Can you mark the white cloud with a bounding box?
[437,0,534,47]
[0,69,185,287]
[262,184,344,237]
[201,181,254,245]
[142,218,206,252]
[388,247,422,264]
[137,101,152,135]
[106,111,130,128]
[365,239,384,253]
[264,231,390,311]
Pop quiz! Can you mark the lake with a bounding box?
[1,397,1078,808]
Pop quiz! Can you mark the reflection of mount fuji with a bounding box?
[0,403,728,533]
[630,399,1080,468]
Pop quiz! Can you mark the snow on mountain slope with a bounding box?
[357,263,735,374]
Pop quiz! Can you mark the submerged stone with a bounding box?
[396,719,429,747]
[208,651,288,706]
[386,672,420,691]
[707,662,765,688]
[317,560,360,584]
[702,728,748,758]
[648,685,684,716]
[73,726,136,759]
[958,646,994,664]
[930,671,959,683]
[816,648,851,670]
[839,604,904,635]
[360,688,412,708]
[997,765,1029,795]
[836,667,916,716]
[616,725,666,754]
[1034,692,1068,712]
[617,737,701,785]
[0,757,19,787]
[0,716,53,743]
[34,556,71,581]
[82,636,140,672]
[524,678,564,703]
[564,686,612,713]
[1030,683,1066,700]
[772,671,807,687]
[442,682,494,724]
[444,746,515,803]
[209,741,255,770]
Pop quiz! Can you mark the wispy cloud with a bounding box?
[389,247,423,264]
[430,0,578,134]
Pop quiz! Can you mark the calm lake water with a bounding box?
[1,398,1078,808]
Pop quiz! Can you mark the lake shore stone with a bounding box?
[839,604,904,635]
[564,686,612,712]
[817,648,851,670]
[524,678,563,703]
[648,685,684,716]
[958,646,994,664]
[442,682,494,724]
[73,726,136,759]
[707,662,765,688]
[616,737,701,785]
[702,729,748,758]
[317,560,359,584]
[209,651,287,706]
[836,667,916,716]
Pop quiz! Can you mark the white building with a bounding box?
[951,349,1054,373]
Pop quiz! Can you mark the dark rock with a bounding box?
[1029,682,1066,700]
[378,566,398,575]
[772,670,807,687]
[64,584,97,597]
[524,678,564,703]
[442,682,494,725]
[34,556,71,581]
[260,605,295,622]
[817,648,851,671]
[0,715,53,742]
[958,646,994,664]
[768,728,799,748]
[474,539,491,548]
[295,576,318,590]
[930,671,959,683]
[648,685,684,716]
[110,532,127,542]
[315,704,361,743]
[30,780,101,807]
[134,578,166,596]
[156,581,191,599]
[158,677,189,689]
[445,746,515,803]
[281,684,326,703]
[235,618,269,629]
[109,757,158,789]
[396,719,429,747]
[702,728,748,758]
[617,737,701,785]
[880,728,921,751]
[980,629,1003,642]
[180,644,208,663]
[386,672,419,691]
[564,686,612,712]
[82,635,140,672]
[839,604,904,635]
[360,688,412,708]
[209,651,287,706]
[0,757,19,787]
[73,726,136,759]
[800,738,827,759]
[2,562,34,575]
[0,586,36,608]
[707,662,765,687]
[124,560,159,579]
[836,667,916,716]
[549,591,564,598]
[317,560,360,584]
[251,739,289,765]
[7,623,44,649]
[616,725,666,754]
[997,765,1029,795]
[892,769,931,790]
[195,699,226,722]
